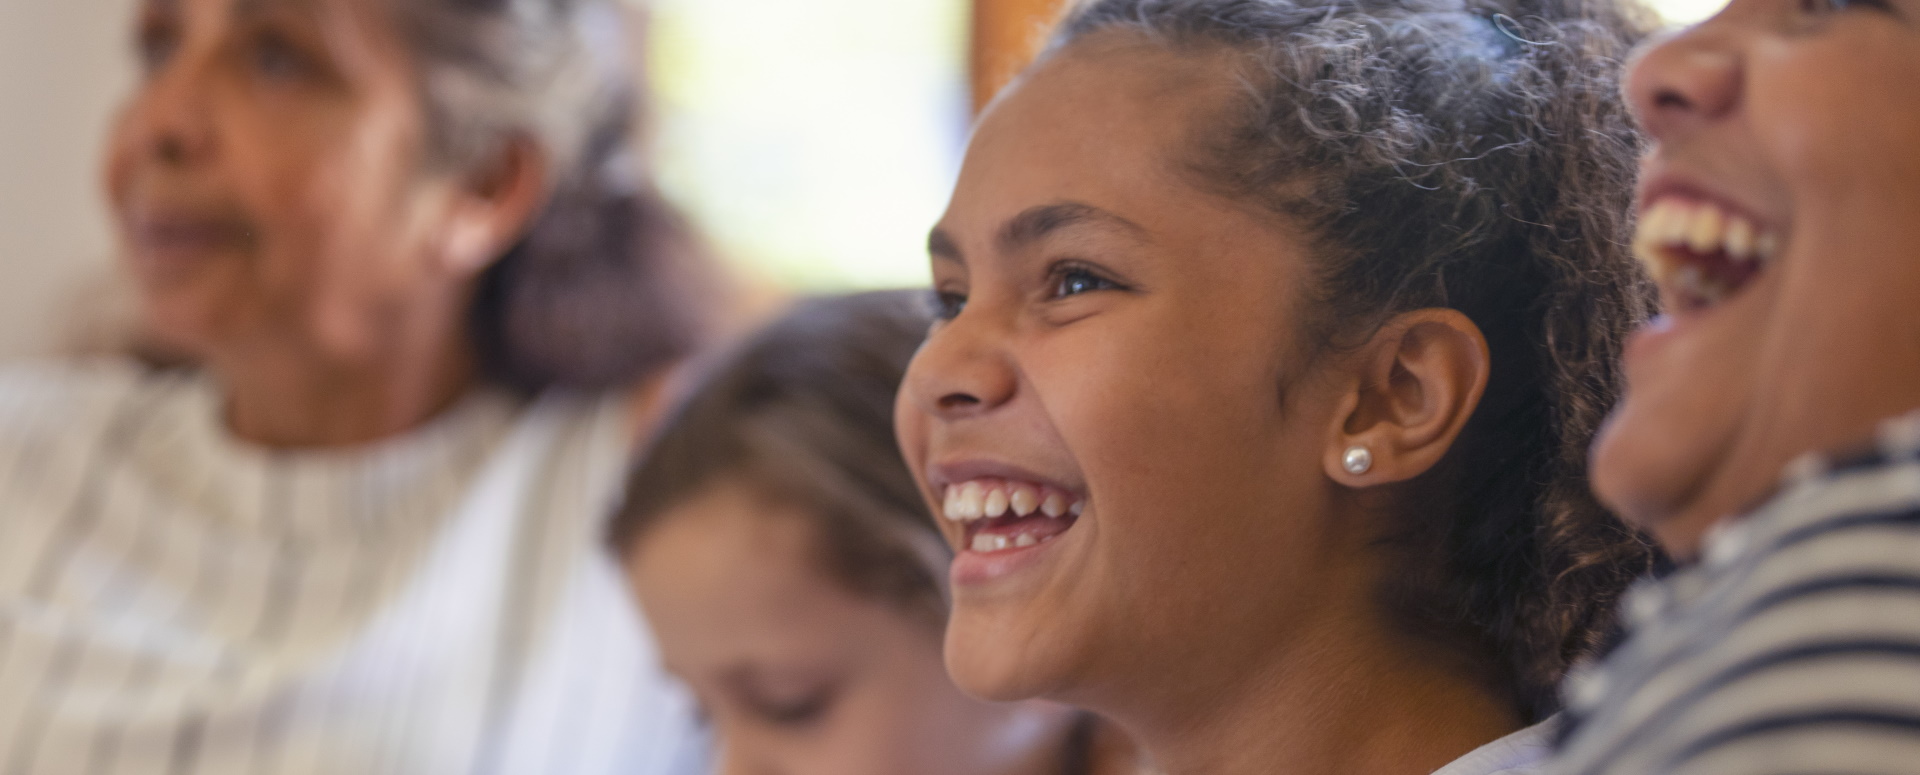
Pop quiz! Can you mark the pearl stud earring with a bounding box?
[1342,446,1373,476]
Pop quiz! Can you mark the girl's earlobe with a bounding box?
[1341,445,1373,475]
[1324,308,1490,487]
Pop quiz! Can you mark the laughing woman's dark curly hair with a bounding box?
[1052,0,1664,720]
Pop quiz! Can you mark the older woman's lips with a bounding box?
[126,217,254,274]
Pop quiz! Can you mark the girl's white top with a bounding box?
[1430,717,1556,775]
[0,360,704,774]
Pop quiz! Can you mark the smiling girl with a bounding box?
[894,0,1661,773]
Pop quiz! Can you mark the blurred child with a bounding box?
[610,291,1138,775]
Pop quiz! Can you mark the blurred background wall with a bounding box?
[0,0,139,357]
[0,0,1725,359]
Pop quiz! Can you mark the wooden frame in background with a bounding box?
[970,0,1070,114]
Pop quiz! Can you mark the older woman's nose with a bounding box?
[124,54,219,168]
[901,311,1019,422]
[1625,22,1743,143]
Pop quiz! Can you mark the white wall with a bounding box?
[0,0,138,357]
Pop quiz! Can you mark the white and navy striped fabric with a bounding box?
[0,360,706,775]
[1553,410,1920,774]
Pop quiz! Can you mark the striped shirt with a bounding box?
[1552,410,1920,774]
[0,360,705,775]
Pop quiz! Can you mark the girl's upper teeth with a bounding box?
[983,487,1009,518]
[942,479,1084,522]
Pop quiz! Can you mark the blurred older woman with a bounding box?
[0,0,715,773]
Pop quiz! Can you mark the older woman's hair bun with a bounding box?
[398,0,716,391]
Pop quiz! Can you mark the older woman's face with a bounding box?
[1590,0,1920,555]
[107,0,464,359]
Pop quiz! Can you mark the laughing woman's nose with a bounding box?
[1626,21,1744,141]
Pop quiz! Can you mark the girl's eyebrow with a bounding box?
[996,202,1148,253]
[927,200,1150,266]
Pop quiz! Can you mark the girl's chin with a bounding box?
[944,629,1069,703]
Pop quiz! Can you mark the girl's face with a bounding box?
[894,37,1387,720]
[629,484,1070,775]
[106,0,505,361]
[1590,0,1920,554]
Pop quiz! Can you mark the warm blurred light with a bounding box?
[639,0,1723,295]
[1647,0,1729,24]
[644,0,970,292]
[972,0,1069,114]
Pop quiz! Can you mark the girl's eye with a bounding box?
[1051,266,1119,299]
[932,289,967,321]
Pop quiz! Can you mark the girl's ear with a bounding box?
[436,135,551,277]
[1321,308,1491,487]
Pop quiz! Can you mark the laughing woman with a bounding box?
[895,1,1660,774]
[0,0,712,772]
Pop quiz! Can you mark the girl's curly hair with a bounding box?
[1052,0,1664,720]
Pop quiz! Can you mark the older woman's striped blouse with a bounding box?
[0,360,705,775]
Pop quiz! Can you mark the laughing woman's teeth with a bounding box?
[1725,217,1756,262]
[1041,492,1069,518]
[1687,205,1724,254]
[1659,202,1692,245]
[1632,197,1783,297]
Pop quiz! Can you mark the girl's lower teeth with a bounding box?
[971,532,1042,552]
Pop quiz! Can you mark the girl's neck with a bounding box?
[1112,618,1522,775]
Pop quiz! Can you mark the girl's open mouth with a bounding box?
[1633,196,1782,313]
[940,478,1084,554]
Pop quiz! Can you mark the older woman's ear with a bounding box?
[438,135,551,276]
[1322,308,1492,487]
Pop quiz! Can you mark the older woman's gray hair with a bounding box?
[402,0,714,390]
